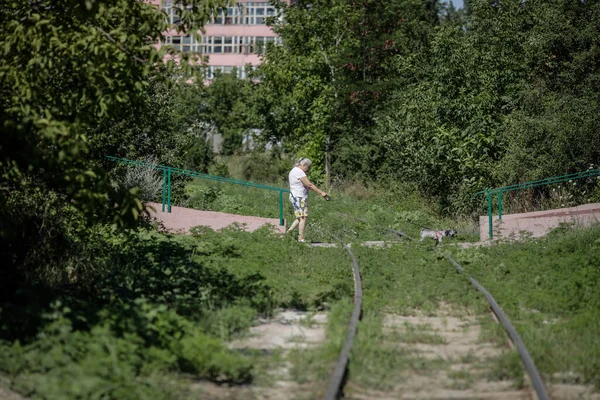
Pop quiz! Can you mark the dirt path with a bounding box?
[346,306,532,400]
[346,307,600,400]
[189,310,329,400]
[0,387,25,400]
[175,305,599,400]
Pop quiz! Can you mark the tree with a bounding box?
[257,0,436,188]
[0,0,227,290]
[0,0,228,226]
[496,0,600,184]
[256,0,355,187]
[199,69,259,155]
[330,0,438,182]
[371,0,531,213]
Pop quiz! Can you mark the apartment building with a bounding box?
[158,1,281,80]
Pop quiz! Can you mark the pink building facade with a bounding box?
[155,1,281,79]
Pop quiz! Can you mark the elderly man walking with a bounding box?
[286,158,329,242]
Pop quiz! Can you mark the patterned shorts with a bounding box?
[289,194,308,218]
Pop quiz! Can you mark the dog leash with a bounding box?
[336,212,415,241]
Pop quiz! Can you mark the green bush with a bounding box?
[200,305,257,341]
[0,316,181,400]
[176,331,252,383]
[0,299,255,399]
[226,153,291,184]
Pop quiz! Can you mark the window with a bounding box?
[224,37,234,53]
[200,2,279,26]
[164,35,204,53]
[205,65,257,80]
[171,36,280,54]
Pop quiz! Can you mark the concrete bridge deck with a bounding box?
[146,202,286,234]
[480,203,600,241]
[146,201,600,244]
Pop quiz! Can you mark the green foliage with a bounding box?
[0,0,220,223]
[256,0,357,183]
[493,0,600,191]
[0,0,230,307]
[0,300,253,399]
[97,229,273,315]
[486,351,525,388]
[226,153,291,184]
[176,330,252,383]
[376,0,600,213]
[188,225,353,309]
[185,184,224,210]
[199,71,260,155]
[199,305,257,341]
[254,0,600,214]
[0,224,281,398]
[257,0,440,186]
[1,322,182,400]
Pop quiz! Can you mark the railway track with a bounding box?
[323,233,550,400]
[323,244,363,400]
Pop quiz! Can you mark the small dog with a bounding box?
[420,228,457,245]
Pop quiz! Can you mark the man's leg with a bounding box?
[298,217,307,241]
[287,218,300,233]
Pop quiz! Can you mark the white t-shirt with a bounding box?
[289,167,308,198]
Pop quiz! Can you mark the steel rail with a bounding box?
[106,156,287,192]
[106,155,290,225]
[320,217,549,399]
[473,168,600,196]
[472,168,600,239]
[323,244,363,400]
[444,254,550,400]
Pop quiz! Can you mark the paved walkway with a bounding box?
[480,203,600,240]
[146,202,286,234]
[146,202,599,246]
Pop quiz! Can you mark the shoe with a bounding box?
[298,239,306,243]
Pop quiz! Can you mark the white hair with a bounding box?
[296,157,312,167]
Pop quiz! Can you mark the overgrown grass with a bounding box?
[449,225,600,388]
[326,224,599,392]
[287,299,353,398]
[0,223,354,399]
[340,242,492,393]
[190,225,353,309]
[2,170,598,399]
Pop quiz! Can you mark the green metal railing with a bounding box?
[474,168,600,239]
[106,156,290,226]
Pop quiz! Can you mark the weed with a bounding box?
[287,299,352,392]
[460,350,478,364]
[298,312,318,328]
[393,323,447,345]
[113,157,164,202]
[447,369,474,389]
[486,351,525,388]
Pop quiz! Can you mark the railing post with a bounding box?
[487,190,493,240]
[279,190,284,226]
[162,168,167,212]
[167,168,172,213]
[498,191,503,220]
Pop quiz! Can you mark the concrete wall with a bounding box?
[480,203,600,241]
